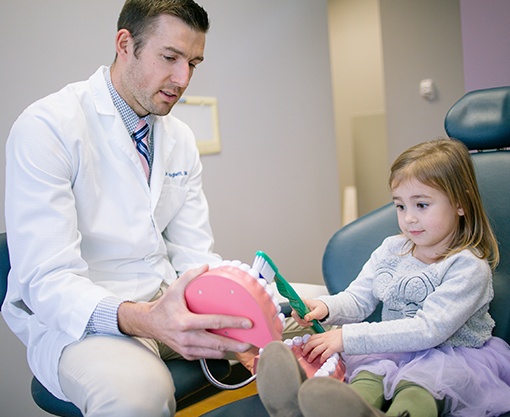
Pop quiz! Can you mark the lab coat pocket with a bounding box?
[153,180,189,232]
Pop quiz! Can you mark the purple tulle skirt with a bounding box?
[342,337,510,416]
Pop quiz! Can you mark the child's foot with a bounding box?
[257,341,307,417]
[298,377,387,417]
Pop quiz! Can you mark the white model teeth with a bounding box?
[313,361,338,378]
[272,294,281,309]
[209,260,223,269]
[292,336,303,346]
[326,354,339,365]
[257,278,268,288]
[320,362,336,374]
[329,352,340,361]
[283,337,340,378]
[314,369,330,377]
[239,263,251,271]
[248,268,260,278]
[278,312,286,327]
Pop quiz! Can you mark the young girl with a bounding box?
[257,138,510,417]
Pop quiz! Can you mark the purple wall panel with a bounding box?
[460,0,510,92]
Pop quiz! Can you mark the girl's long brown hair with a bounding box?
[389,138,499,269]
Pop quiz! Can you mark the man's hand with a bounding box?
[118,264,253,360]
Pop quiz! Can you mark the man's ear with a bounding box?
[115,29,132,59]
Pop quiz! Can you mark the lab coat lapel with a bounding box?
[109,116,145,175]
[150,120,176,211]
[90,67,151,182]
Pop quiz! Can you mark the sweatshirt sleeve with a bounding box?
[341,252,493,355]
[317,240,388,326]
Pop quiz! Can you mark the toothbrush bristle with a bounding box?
[253,255,276,283]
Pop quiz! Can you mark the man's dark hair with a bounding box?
[117,0,209,57]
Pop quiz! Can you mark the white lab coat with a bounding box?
[2,66,221,400]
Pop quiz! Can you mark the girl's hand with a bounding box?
[301,328,344,364]
[291,299,329,327]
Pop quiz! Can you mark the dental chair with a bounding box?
[0,232,251,416]
[200,86,510,417]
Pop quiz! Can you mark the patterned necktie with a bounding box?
[132,119,150,180]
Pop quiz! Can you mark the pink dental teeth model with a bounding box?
[184,259,345,389]
[185,260,286,348]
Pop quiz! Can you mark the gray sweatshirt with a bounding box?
[318,235,495,355]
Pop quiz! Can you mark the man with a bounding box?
[2,1,252,415]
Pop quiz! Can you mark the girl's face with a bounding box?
[392,178,464,264]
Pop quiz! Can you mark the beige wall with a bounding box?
[328,0,465,220]
[328,0,387,220]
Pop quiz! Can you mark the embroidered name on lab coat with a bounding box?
[165,171,188,178]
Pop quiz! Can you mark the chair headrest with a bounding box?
[444,86,510,150]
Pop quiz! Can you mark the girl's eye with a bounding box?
[394,204,404,211]
[164,55,176,61]
[417,203,428,209]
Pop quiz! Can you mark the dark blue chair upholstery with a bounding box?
[0,232,240,415]
[200,88,510,417]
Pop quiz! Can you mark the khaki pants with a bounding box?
[59,334,181,417]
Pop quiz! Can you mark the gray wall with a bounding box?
[0,1,338,414]
[379,0,465,163]
[193,1,340,284]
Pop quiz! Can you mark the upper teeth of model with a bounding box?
[212,260,286,329]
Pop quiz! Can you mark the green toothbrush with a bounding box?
[252,250,325,333]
